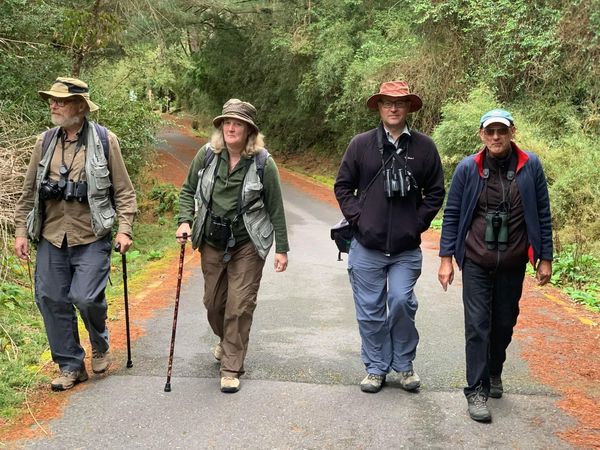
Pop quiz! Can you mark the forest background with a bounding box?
[1,0,599,421]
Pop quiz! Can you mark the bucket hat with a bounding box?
[366,80,423,112]
[38,77,99,112]
[212,99,259,133]
[480,109,515,128]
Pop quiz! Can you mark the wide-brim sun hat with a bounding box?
[366,80,423,112]
[480,108,515,128]
[38,77,99,112]
[212,99,259,133]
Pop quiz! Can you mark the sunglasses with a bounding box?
[483,127,510,136]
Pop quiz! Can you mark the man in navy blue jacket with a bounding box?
[335,81,445,394]
[438,109,553,422]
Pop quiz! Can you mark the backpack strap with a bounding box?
[41,123,109,160]
[41,127,60,157]
[254,148,269,183]
[92,122,110,160]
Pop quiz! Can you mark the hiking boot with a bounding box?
[220,376,240,393]
[399,370,421,391]
[213,343,223,361]
[51,367,89,391]
[467,392,492,422]
[489,375,503,398]
[91,349,112,374]
[360,373,385,393]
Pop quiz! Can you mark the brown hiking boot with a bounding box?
[51,367,89,391]
[220,376,240,393]
[92,349,112,374]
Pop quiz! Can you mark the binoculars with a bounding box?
[484,210,509,251]
[38,178,88,202]
[383,167,415,198]
[206,213,232,250]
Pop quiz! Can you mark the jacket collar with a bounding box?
[474,141,529,177]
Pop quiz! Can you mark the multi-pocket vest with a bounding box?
[26,122,116,241]
[190,145,274,259]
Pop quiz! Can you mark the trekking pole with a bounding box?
[115,243,133,368]
[164,233,188,392]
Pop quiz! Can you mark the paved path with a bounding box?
[16,126,574,449]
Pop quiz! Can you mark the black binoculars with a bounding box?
[39,178,88,202]
[484,210,509,251]
[383,167,414,198]
[206,213,232,250]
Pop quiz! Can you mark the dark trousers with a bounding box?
[462,258,525,397]
[35,235,112,371]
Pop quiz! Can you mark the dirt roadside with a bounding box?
[1,116,598,448]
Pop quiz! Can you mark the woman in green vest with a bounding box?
[176,99,290,393]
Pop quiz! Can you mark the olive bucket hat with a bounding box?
[38,77,99,112]
[212,99,259,133]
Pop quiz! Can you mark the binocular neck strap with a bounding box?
[483,150,518,213]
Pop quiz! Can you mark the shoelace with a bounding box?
[367,374,383,381]
[92,350,104,358]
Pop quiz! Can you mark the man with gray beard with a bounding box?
[14,77,137,390]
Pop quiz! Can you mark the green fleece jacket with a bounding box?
[178,144,290,254]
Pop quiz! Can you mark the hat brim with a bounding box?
[366,93,423,112]
[213,113,259,133]
[481,118,512,128]
[38,90,99,112]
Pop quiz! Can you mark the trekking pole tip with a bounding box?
[164,383,171,392]
[127,360,133,368]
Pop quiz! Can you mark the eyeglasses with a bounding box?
[47,98,75,107]
[379,100,410,109]
[483,127,510,136]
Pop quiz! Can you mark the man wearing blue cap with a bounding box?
[437,109,553,422]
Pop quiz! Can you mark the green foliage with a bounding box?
[149,183,180,216]
[432,87,497,181]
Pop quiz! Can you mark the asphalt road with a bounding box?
[17,127,574,449]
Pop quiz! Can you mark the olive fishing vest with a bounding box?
[26,122,116,241]
[190,145,274,259]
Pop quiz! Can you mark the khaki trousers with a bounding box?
[200,241,265,377]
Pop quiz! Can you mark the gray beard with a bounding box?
[51,114,83,129]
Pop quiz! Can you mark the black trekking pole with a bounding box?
[115,243,133,368]
[164,233,188,392]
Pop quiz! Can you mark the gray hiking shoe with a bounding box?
[213,343,223,361]
[467,391,492,422]
[51,367,89,391]
[399,370,421,391]
[360,373,385,393]
[92,349,112,374]
[489,375,503,398]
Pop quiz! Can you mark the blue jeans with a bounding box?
[347,239,422,375]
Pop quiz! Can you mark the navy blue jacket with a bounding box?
[439,142,553,269]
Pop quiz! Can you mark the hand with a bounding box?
[274,252,288,272]
[536,259,552,286]
[176,223,191,244]
[15,236,29,260]
[114,233,133,254]
[438,256,454,291]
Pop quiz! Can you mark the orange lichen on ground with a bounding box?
[515,278,600,449]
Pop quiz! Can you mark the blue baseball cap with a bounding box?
[480,109,514,128]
